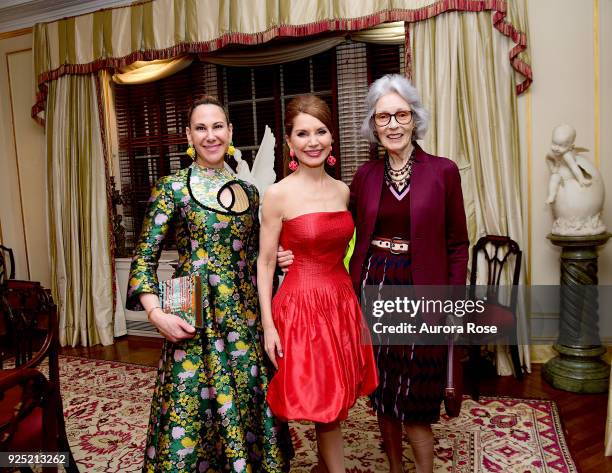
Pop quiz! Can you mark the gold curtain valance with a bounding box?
[32,0,531,122]
[112,56,194,84]
[201,36,346,68]
[110,21,406,84]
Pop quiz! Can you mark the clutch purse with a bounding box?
[158,274,204,328]
[444,338,463,418]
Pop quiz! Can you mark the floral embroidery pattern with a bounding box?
[127,163,292,472]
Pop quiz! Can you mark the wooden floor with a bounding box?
[61,336,612,473]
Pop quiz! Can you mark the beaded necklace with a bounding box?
[384,148,415,194]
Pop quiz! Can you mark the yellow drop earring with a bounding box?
[186,144,196,160]
[227,142,236,156]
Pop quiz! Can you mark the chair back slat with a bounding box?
[470,234,522,309]
[0,245,15,285]
[468,234,524,391]
[1,281,55,372]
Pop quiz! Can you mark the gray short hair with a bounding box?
[360,74,429,143]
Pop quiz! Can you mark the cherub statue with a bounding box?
[546,124,590,204]
[545,124,606,236]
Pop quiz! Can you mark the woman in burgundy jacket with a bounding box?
[352,74,468,473]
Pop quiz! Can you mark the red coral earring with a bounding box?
[288,149,299,171]
[326,155,336,166]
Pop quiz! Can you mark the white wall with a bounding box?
[521,0,612,361]
[526,0,612,285]
[0,31,48,286]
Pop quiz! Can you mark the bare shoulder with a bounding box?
[260,182,285,216]
[271,173,298,191]
[263,181,284,200]
[333,178,350,199]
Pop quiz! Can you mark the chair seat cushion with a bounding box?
[468,303,515,344]
[0,373,44,451]
[479,303,515,328]
[0,379,21,425]
[4,407,44,451]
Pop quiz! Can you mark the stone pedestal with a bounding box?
[542,233,611,393]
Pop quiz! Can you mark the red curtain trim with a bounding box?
[32,0,532,122]
[492,10,532,95]
[404,21,412,80]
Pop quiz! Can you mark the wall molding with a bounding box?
[0,27,31,40]
[594,0,600,167]
[526,88,533,285]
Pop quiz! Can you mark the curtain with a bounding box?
[111,22,405,83]
[411,9,529,375]
[202,36,345,67]
[201,23,407,66]
[46,74,115,346]
[352,20,405,44]
[33,0,531,121]
[111,38,344,83]
[112,56,193,84]
[98,70,128,338]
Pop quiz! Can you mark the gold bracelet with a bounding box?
[146,305,163,317]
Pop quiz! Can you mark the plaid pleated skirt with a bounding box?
[361,248,446,424]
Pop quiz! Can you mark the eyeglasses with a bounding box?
[374,110,413,127]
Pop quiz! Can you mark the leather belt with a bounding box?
[370,236,410,254]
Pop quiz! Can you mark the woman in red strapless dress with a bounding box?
[257,95,378,473]
[267,209,377,423]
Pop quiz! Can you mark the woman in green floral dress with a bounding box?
[126,96,292,472]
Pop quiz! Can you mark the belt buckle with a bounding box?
[390,236,406,255]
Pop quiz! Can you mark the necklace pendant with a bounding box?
[394,182,407,193]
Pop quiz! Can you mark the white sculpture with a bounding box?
[225,125,277,202]
[546,124,606,236]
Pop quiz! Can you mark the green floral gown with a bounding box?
[127,163,292,473]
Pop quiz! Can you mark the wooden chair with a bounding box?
[0,280,78,472]
[0,244,15,286]
[468,235,523,400]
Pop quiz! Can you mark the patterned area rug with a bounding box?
[58,356,578,472]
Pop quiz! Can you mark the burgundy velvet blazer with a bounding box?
[348,144,469,290]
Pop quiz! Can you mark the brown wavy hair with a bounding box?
[284,94,335,137]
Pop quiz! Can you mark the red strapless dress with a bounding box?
[266,211,378,423]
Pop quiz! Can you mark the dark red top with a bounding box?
[373,182,411,239]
